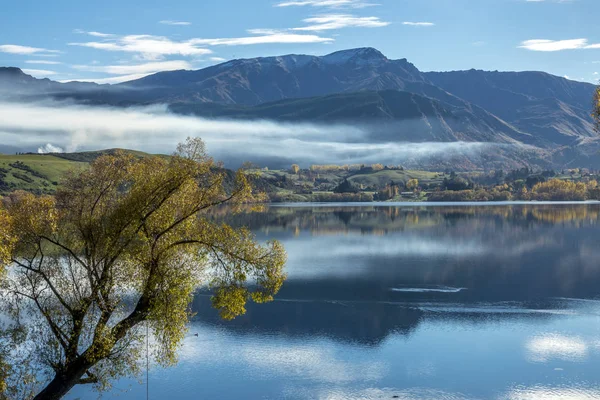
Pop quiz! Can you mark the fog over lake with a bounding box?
[69,203,600,400]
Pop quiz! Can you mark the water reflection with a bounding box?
[197,203,600,346]
[525,333,589,363]
[71,204,600,400]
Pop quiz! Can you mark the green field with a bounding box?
[0,150,166,195]
[0,154,85,194]
[348,169,443,188]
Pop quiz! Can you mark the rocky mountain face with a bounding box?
[120,48,429,105]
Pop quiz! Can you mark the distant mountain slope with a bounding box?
[425,70,597,146]
[0,67,99,96]
[170,90,531,144]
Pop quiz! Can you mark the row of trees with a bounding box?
[428,179,600,202]
[307,164,404,173]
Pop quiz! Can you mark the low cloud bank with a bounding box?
[0,101,530,168]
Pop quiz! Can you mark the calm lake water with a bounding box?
[70,203,600,400]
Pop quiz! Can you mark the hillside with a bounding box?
[0,150,154,194]
[0,154,85,194]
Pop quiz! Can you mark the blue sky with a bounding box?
[1,0,598,84]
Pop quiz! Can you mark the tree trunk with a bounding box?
[33,359,92,400]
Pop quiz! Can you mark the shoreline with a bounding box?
[269,200,600,207]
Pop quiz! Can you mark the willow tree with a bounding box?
[0,138,286,400]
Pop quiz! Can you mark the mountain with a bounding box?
[425,70,597,147]
[170,90,531,144]
[1,48,598,169]
[0,67,99,96]
[119,48,433,105]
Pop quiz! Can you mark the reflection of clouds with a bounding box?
[281,234,486,278]
[405,360,436,378]
[306,387,471,400]
[503,385,600,400]
[176,325,385,384]
[526,333,588,363]
[324,236,486,257]
[242,345,385,383]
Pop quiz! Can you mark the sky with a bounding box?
[0,0,598,84]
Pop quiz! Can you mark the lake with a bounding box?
[69,203,600,400]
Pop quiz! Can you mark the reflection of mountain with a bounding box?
[191,279,560,345]
[191,294,422,345]
[196,205,600,345]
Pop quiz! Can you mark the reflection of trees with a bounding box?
[211,204,600,236]
[530,207,599,224]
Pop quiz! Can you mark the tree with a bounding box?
[0,138,286,399]
[290,164,300,175]
[443,176,471,191]
[333,179,359,194]
[530,179,587,201]
[240,161,259,170]
[406,179,419,191]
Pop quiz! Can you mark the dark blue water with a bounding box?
[69,203,600,400]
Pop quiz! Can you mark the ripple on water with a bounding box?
[502,385,600,400]
[390,286,466,293]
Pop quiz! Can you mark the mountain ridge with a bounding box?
[1,47,598,169]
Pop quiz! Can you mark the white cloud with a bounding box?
[209,57,227,62]
[519,38,600,51]
[402,22,435,27]
[69,34,213,59]
[275,0,378,8]
[37,143,64,154]
[71,60,191,75]
[69,31,333,59]
[159,20,191,26]
[73,29,115,38]
[25,60,62,65]
[189,31,334,45]
[292,14,390,31]
[0,44,60,55]
[21,69,57,77]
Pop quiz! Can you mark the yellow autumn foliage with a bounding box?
[0,138,287,398]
